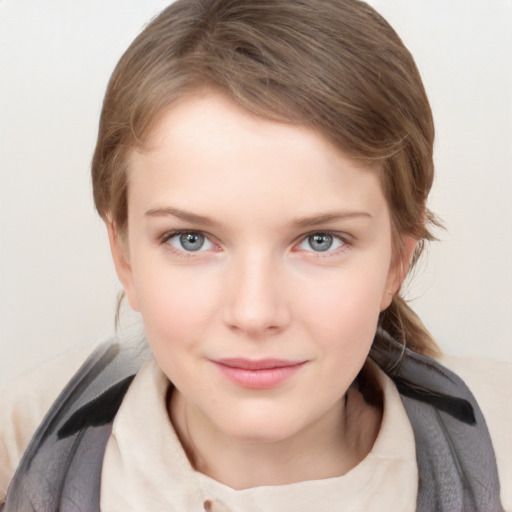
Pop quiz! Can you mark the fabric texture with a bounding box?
[1,330,510,511]
[372,331,505,511]
[100,355,418,512]
[1,341,149,512]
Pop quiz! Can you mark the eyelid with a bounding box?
[157,229,351,255]
[294,230,352,253]
[158,229,219,252]
[159,228,209,242]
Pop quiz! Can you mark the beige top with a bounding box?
[1,345,511,511]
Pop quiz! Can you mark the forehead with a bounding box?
[126,91,387,223]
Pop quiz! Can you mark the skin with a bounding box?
[108,90,414,489]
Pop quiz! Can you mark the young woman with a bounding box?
[1,1,510,510]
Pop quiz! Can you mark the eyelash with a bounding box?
[295,230,350,257]
[158,230,218,259]
[158,229,351,257]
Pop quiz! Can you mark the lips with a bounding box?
[212,358,306,389]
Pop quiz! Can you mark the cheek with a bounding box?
[132,262,221,347]
[310,262,389,311]
[296,259,391,349]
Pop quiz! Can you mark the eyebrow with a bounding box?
[145,206,372,228]
[145,206,219,227]
[290,211,373,228]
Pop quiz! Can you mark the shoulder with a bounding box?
[440,354,512,512]
[0,343,97,501]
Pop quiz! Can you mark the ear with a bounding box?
[380,236,417,311]
[106,220,140,312]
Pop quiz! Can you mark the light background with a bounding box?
[1,0,511,385]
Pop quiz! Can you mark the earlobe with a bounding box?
[105,220,140,312]
[380,236,417,311]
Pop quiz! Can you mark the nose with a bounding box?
[223,251,290,337]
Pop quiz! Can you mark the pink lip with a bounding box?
[212,358,306,389]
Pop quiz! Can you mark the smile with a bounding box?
[211,358,307,389]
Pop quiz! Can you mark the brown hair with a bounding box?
[92,0,441,357]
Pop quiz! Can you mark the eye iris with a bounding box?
[309,233,333,252]
[180,233,204,251]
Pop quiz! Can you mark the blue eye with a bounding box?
[167,232,214,252]
[298,232,345,252]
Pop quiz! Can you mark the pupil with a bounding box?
[180,233,204,251]
[310,233,332,252]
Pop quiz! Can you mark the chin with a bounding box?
[214,409,304,444]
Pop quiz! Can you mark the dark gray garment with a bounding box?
[1,331,505,512]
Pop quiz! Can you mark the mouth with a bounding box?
[211,358,307,389]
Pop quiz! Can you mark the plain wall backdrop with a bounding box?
[1,0,511,384]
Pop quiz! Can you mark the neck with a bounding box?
[169,386,381,490]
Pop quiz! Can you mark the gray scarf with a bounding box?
[2,333,504,511]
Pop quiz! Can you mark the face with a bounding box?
[111,91,402,444]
